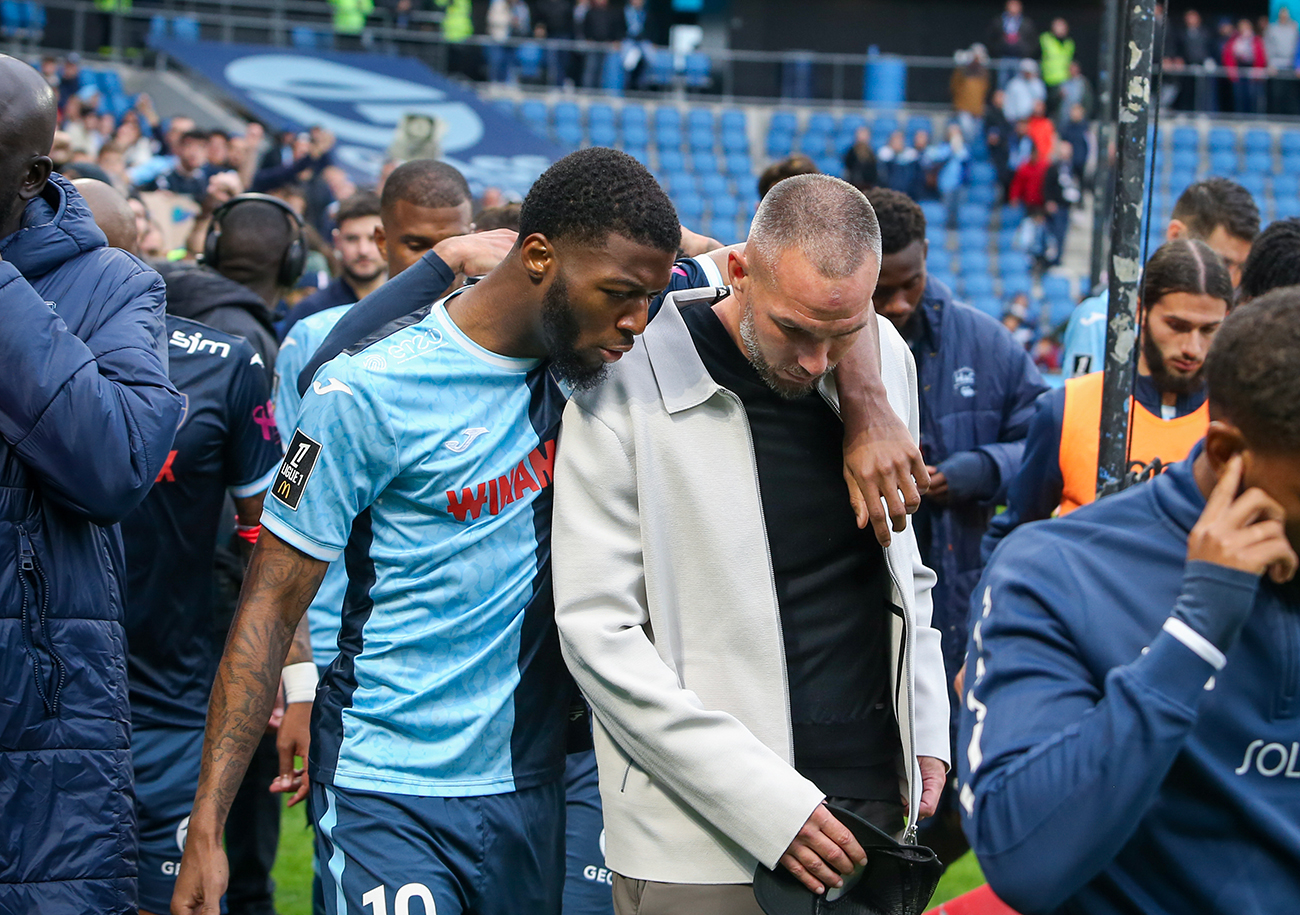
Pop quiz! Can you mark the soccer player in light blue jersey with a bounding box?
[174,148,683,915]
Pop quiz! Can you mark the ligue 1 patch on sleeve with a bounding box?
[272,430,322,510]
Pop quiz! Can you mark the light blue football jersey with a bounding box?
[1061,291,1108,378]
[275,304,352,667]
[262,295,572,797]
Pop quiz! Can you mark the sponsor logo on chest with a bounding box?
[445,439,556,522]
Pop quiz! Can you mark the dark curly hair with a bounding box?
[1205,285,1300,452]
[1239,218,1300,302]
[863,186,926,255]
[518,147,680,253]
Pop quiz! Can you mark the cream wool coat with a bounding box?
[552,289,951,885]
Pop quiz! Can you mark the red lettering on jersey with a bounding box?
[446,482,489,522]
[511,463,540,499]
[155,450,178,483]
[446,438,557,522]
[528,439,556,488]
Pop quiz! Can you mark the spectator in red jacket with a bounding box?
[1223,18,1267,113]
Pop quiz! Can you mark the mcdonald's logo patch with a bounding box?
[272,430,322,511]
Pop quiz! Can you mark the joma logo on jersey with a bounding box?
[445,439,556,522]
[171,329,231,358]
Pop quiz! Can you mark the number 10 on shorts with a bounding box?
[362,882,437,915]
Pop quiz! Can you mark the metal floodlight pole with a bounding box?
[1089,0,1122,292]
[1097,0,1156,497]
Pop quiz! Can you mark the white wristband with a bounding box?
[282,662,319,704]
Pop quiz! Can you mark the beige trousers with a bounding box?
[611,876,765,915]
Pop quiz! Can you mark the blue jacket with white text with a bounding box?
[959,446,1300,915]
[0,174,182,914]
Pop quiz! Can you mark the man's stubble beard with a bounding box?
[738,300,823,400]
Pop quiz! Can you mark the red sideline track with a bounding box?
[925,884,1021,915]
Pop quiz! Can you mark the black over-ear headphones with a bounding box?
[202,192,308,288]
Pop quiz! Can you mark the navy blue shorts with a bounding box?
[311,778,565,915]
[132,725,224,914]
[563,750,614,915]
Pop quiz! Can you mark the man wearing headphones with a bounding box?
[158,192,308,377]
[153,193,309,915]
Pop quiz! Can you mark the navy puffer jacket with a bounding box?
[0,174,181,913]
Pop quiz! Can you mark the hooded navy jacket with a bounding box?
[906,278,1046,687]
[0,174,181,914]
[960,446,1300,915]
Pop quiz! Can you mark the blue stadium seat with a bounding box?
[1243,151,1274,176]
[555,121,583,147]
[655,107,683,132]
[520,100,549,132]
[766,130,795,159]
[999,202,1025,224]
[969,161,998,185]
[654,128,683,151]
[684,54,712,89]
[919,200,946,227]
[1207,127,1237,153]
[554,102,580,125]
[690,151,719,174]
[961,274,995,298]
[699,172,729,197]
[956,203,992,226]
[589,120,617,147]
[721,109,746,133]
[1171,126,1199,152]
[1041,274,1074,305]
[711,195,740,219]
[663,171,697,196]
[686,109,712,131]
[1208,150,1238,175]
[727,153,753,177]
[1001,273,1032,297]
[291,26,323,49]
[1171,149,1199,173]
[675,194,705,223]
[723,130,749,154]
[807,112,837,135]
[966,183,998,206]
[643,49,675,88]
[796,132,830,157]
[1238,173,1267,199]
[770,111,798,134]
[0,1,24,36]
[589,103,615,124]
[958,249,988,273]
[816,155,840,175]
[172,15,200,41]
[872,115,899,138]
[688,128,714,153]
[1282,131,1300,158]
[624,145,651,167]
[1244,129,1273,156]
[621,104,648,132]
[658,148,686,173]
[957,226,990,250]
[601,51,626,93]
[905,115,933,139]
[514,44,545,81]
[148,14,168,43]
[1276,196,1300,220]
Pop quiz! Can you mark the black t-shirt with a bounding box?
[680,300,901,800]
[121,316,284,729]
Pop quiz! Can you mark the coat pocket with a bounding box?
[17,525,67,717]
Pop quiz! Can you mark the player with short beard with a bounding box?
[173,148,681,915]
[984,238,1234,556]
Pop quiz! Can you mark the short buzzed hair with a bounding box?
[1172,177,1260,244]
[380,159,471,216]
[1205,286,1300,451]
[749,174,881,281]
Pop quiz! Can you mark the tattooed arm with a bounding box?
[172,530,326,915]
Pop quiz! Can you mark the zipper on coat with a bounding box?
[820,386,922,843]
[17,525,66,717]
